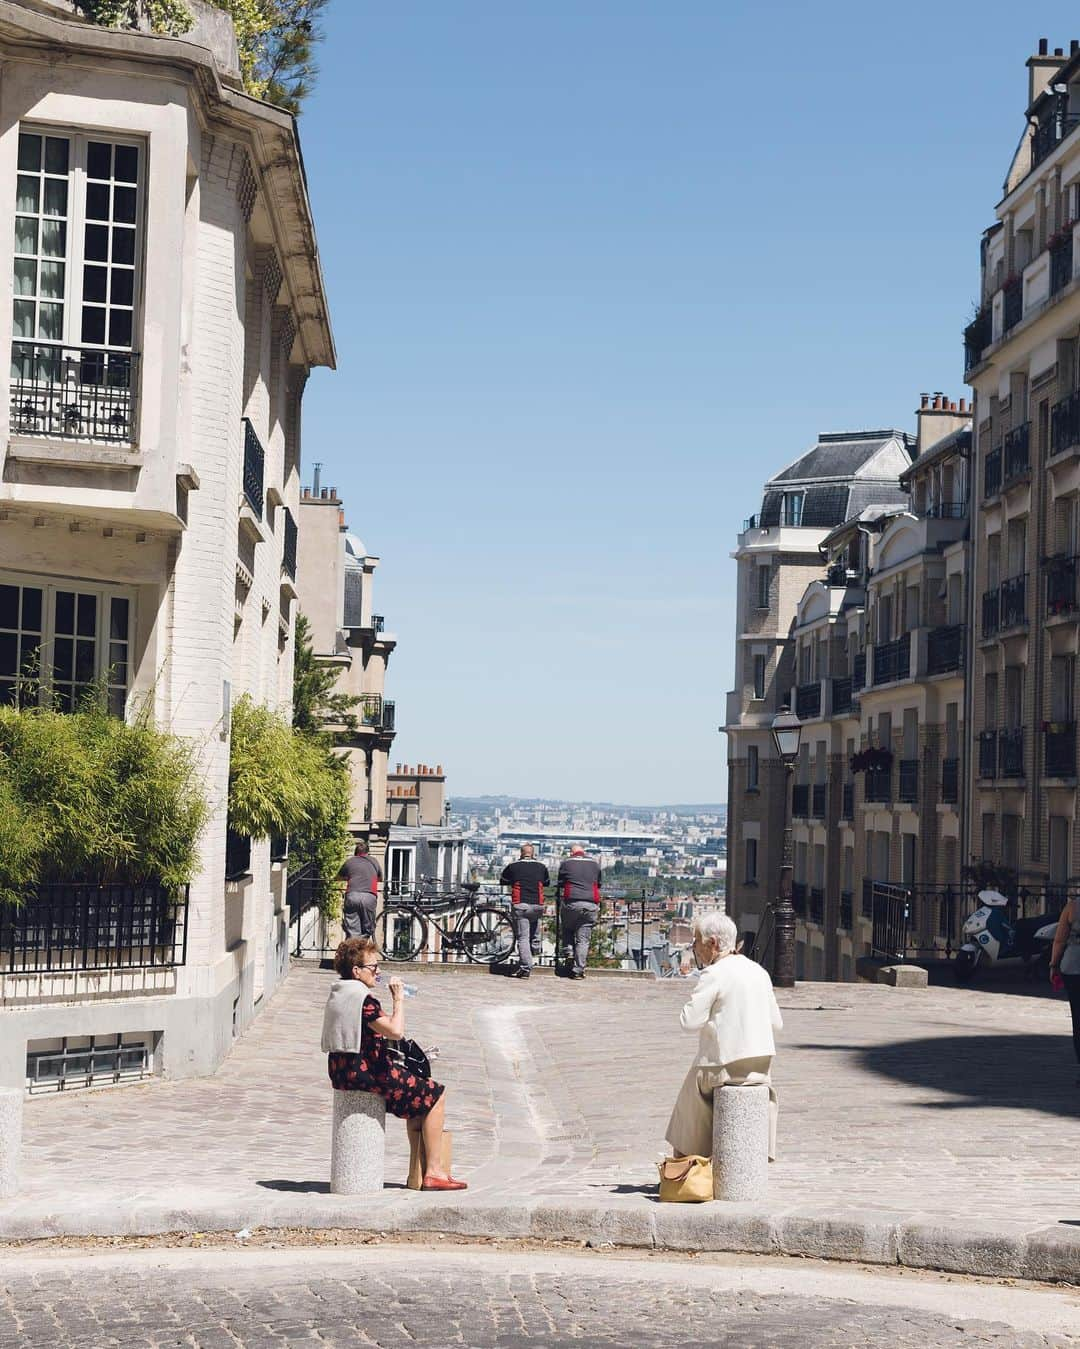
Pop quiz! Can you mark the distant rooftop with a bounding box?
[754,429,915,533]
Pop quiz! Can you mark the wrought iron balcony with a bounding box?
[831,676,852,716]
[872,635,910,686]
[1032,98,1080,167]
[1002,277,1023,333]
[282,506,298,580]
[742,514,759,531]
[382,699,396,732]
[1051,388,1080,458]
[242,418,265,518]
[841,781,854,819]
[795,681,821,719]
[1003,422,1030,483]
[927,624,964,675]
[811,783,827,819]
[865,766,891,803]
[9,342,139,443]
[999,727,1024,779]
[978,730,997,779]
[963,304,992,371]
[791,882,807,917]
[920,500,967,520]
[852,652,866,689]
[1044,722,1077,779]
[839,891,854,930]
[360,694,395,733]
[941,757,959,803]
[1000,574,1027,629]
[898,759,919,803]
[1051,231,1074,295]
[982,588,1000,637]
[983,447,1002,498]
[1046,555,1078,617]
[809,887,824,924]
[792,783,810,817]
[372,614,386,634]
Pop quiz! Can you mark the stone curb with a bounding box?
[0,1193,1076,1286]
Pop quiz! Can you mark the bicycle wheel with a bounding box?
[456,905,515,964]
[380,906,428,962]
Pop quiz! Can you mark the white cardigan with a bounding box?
[679,954,782,1067]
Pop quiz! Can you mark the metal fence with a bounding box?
[0,882,189,974]
[869,881,1072,961]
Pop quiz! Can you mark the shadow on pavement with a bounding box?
[257,1180,331,1193]
[922,960,1059,999]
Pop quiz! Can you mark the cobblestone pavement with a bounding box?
[1,1245,1077,1347]
[10,963,1080,1232]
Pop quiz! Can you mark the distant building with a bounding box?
[386,762,469,895]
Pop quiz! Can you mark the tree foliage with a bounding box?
[292,612,360,738]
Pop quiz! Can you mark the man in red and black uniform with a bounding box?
[500,844,550,978]
[557,845,601,979]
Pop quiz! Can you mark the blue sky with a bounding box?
[298,2,1071,805]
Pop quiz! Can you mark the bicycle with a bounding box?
[380,880,515,964]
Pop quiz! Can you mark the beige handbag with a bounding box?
[657,1154,713,1203]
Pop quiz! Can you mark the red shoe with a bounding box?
[420,1175,468,1191]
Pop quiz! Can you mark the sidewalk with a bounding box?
[3,961,1079,1283]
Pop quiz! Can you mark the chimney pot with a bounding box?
[932,395,942,410]
[1039,37,1049,55]
[960,397,968,413]
[1071,39,1079,54]
[436,764,443,775]
[1055,47,1064,56]
[920,393,929,408]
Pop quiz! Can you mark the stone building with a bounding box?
[0,1,333,1091]
[963,37,1080,909]
[385,763,470,897]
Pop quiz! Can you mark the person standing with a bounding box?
[500,844,550,979]
[557,844,601,979]
[1050,895,1080,1085]
[339,841,382,939]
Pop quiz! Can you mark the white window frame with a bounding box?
[0,568,135,715]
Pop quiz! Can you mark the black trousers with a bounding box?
[1064,974,1080,1066]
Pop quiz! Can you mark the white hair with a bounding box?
[692,911,738,954]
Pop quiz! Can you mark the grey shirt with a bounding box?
[340,854,382,896]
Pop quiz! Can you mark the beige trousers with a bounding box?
[665,1055,778,1161]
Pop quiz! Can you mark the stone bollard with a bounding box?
[330,1090,386,1195]
[711,1083,769,1202]
[0,1088,23,1200]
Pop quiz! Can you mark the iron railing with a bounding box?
[978,730,997,779]
[982,588,1001,637]
[242,418,265,518]
[372,614,386,634]
[841,782,854,819]
[1001,574,1027,629]
[0,882,188,973]
[795,681,821,719]
[983,447,1002,498]
[811,783,827,819]
[963,304,992,371]
[870,881,911,961]
[872,635,910,685]
[898,759,919,803]
[792,783,810,817]
[10,343,139,443]
[864,766,891,802]
[1051,231,1074,295]
[1000,727,1024,779]
[1046,555,1078,616]
[927,624,963,675]
[1032,100,1080,166]
[1003,422,1030,483]
[1044,722,1077,779]
[809,887,824,924]
[839,891,853,929]
[1002,278,1023,333]
[920,500,967,520]
[360,694,395,732]
[831,677,853,715]
[852,652,866,688]
[941,757,959,803]
[1051,388,1080,458]
[282,506,298,580]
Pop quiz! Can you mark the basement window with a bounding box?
[26,1032,153,1094]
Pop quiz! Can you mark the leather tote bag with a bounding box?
[657,1154,713,1203]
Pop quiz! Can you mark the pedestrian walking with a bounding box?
[557,844,601,979]
[338,841,382,940]
[1050,894,1080,1084]
[500,844,549,978]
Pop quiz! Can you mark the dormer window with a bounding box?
[783,491,804,526]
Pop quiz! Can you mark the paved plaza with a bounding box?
[3,962,1079,1269]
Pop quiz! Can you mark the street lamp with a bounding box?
[771,705,802,989]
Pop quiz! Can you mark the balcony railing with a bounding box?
[1032,100,1080,167]
[1046,555,1078,617]
[982,588,1000,637]
[1051,231,1074,295]
[1002,277,1023,333]
[811,783,827,819]
[1051,388,1080,458]
[791,882,807,917]
[872,635,910,686]
[1045,722,1077,779]
[963,304,992,371]
[839,891,854,930]
[941,757,959,803]
[1000,574,1027,629]
[792,783,810,817]
[742,514,759,531]
[865,766,891,803]
[831,677,852,716]
[9,343,139,443]
[983,447,1002,498]
[1003,422,1030,483]
[372,614,386,634]
[978,730,997,779]
[360,694,396,733]
[795,681,821,719]
[927,624,964,675]
[282,506,298,580]
[920,500,967,520]
[0,882,188,973]
[809,887,824,924]
[852,652,866,689]
[1000,727,1024,779]
[242,418,265,518]
[841,782,854,819]
[898,759,919,803]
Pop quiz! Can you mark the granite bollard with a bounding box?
[330,1089,386,1195]
[0,1088,23,1200]
[712,1083,768,1202]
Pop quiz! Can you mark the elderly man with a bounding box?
[499,844,550,979]
[338,841,382,940]
[556,844,601,980]
[666,911,782,1162]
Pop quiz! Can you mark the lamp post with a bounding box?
[771,705,802,989]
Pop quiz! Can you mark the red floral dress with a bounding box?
[327,994,445,1119]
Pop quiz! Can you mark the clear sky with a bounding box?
[298,1,1074,805]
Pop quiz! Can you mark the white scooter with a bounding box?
[953,889,1058,983]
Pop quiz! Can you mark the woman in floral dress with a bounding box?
[321,936,466,1191]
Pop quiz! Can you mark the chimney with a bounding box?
[915,391,971,457]
[1029,41,1065,107]
[436,764,443,775]
[312,462,322,497]
[920,393,929,409]
[1072,39,1079,55]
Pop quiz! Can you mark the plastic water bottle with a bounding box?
[377,975,418,997]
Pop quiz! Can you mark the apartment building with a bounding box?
[723,430,914,954]
[0,1,333,1090]
[295,479,397,873]
[964,37,1080,909]
[385,763,470,897]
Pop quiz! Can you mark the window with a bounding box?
[782,492,804,526]
[984,672,998,728]
[0,573,132,715]
[744,838,758,884]
[752,654,767,700]
[746,744,759,790]
[755,564,770,610]
[1001,814,1020,870]
[11,129,142,443]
